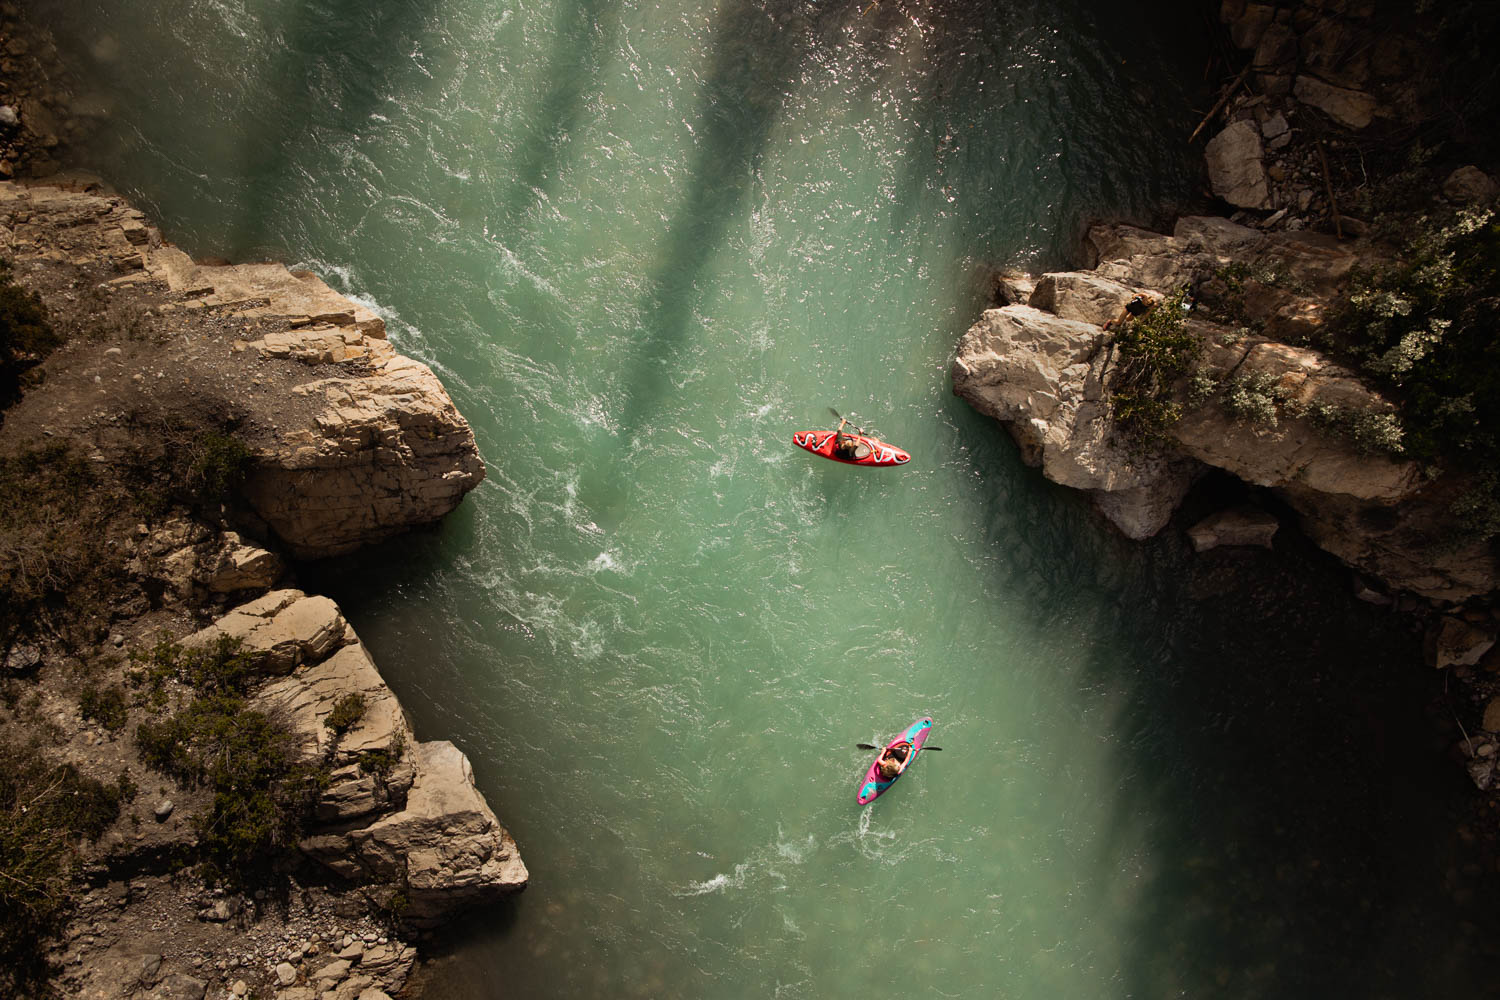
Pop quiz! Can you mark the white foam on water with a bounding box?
[587,550,622,574]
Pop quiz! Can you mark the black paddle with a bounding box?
[857,743,942,751]
[827,407,867,436]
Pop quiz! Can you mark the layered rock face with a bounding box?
[0,179,486,558]
[235,337,487,560]
[953,216,1496,602]
[187,590,529,924]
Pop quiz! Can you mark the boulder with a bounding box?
[204,532,284,593]
[240,346,486,559]
[951,305,1199,538]
[255,639,417,822]
[1226,2,1275,50]
[1186,505,1279,552]
[1426,616,1497,670]
[1442,166,1498,205]
[1205,120,1270,209]
[129,523,282,601]
[301,741,529,926]
[1293,75,1377,129]
[1027,271,1140,327]
[0,181,484,563]
[184,589,346,674]
[1285,482,1498,603]
[992,270,1035,306]
[956,216,1498,600]
[1172,335,1419,502]
[1482,697,1500,734]
[311,959,351,984]
[1299,16,1369,89]
[148,248,384,336]
[1173,215,1263,256]
[1254,23,1298,71]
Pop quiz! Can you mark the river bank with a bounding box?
[0,177,527,999]
[0,10,527,994]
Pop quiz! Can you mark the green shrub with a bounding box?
[79,684,129,731]
[137,690,323,882]
[127,633,257,702]
[0,442,116,636]
[1108,289,1201,445]
[1335,208,1498,456]
[0,737,122,996]
[358,732,407,779]
[1330,204,1500,533]
[324,692,367,738]
[116,418,253,518]
[1307,402,1408,457]
[1222,372,1288,428]
[132,638,322,883]
[1186,370,1221,407]
[185,432,253,507]
[0,259,60,412]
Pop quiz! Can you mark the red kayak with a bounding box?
[793,430,911,467]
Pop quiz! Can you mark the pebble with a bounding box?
[230,980,247,997]
[154,800,174,821]
[275,962,297,986]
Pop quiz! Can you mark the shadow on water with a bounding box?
[220,0,445,257]
[494,0,624,229]
[608,0,856,444]
[877,0,1208,270]
[936,387,1500,995]
[1007,466,1500,996]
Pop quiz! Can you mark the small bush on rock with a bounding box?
[324,692,367,738]
[1222,372,1288,429]
[133,638,326,884]
[1107,289,1201,445]
[79,683,129,731]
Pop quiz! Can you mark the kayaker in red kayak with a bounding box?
[833,418,869,461]
[876,741,912,780]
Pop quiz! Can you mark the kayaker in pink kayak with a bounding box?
[876,741,912,780]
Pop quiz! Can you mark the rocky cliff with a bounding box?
[1,180,486,559]
[0,175,522,1000]
[954,214,1495,602]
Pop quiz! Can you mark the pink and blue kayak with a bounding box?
[857,717,933,805]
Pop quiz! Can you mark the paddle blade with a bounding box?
[829,407,844,423]
[855,743,878,750]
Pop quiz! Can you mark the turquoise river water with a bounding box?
[31,0,1500,996]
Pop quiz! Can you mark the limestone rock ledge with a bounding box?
[0,178,486,559]
[186,589,528,925]
[953,215,1496,602]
